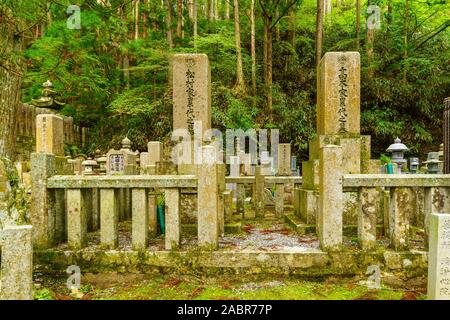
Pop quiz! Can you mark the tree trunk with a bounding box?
[134,0,140,40]
[403,0,409,81]
[166,0,174,48]
[356,0,360,50]
[176,0,183,38]
[251,0,256,97]
[315,0,324,68]
[193,0,198,37]
[143,0,148,38]
[207,0,212,20]
[225,0,230,19]
[233,0,246,96]
[263,14,273,114]
[0,11,21,161]
[366,0,375,76]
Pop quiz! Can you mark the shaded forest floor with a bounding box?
[34,272,427,300]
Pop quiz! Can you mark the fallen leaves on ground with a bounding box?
[163,278,183,288]
[188,287,204,299]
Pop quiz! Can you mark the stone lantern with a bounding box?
[82,158,98,176]
[409,157,419,173]
[97,155,107,175]
[386,137,409,173]
[424,152,442,174]
[121,137,132,151]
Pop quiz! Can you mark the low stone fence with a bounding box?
[340,174,450,251]
[0,225,33,300]
[47,175,198,250]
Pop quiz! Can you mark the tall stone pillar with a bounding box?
[443,97,450,174]
[318,145,343,250]
[197,146,219,249]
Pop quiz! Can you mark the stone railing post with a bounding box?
[100,189,119,249]
[217,163,226,236]
[0,225,33,300]
[275,183,285,216]
[254,166,264,218]
[164,188,181,250]
[67,189,87,249]
[236,183,246,216]
[358,187,378,250]
[389,187,413,250]
[427,213,450,300]
[197,145,219,249]
[132,188,149,250]
[318,145,343,250]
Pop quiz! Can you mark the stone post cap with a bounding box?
[0,225,33,243]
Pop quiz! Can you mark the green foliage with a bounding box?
[10,0,449,161]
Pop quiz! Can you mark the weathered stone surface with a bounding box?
[223,190,233,223]
[236,183,245,214]
[317,52,360,135]
[31,153,56,247]
[293,187,300,217]
[428,213,450,300]
[358,187,378,249]
[318,145,343,250]
[0,225,33,300]
[299,189,317,225]
[340,138,361,174]
[132,189,149,250]
[301,160,319,190]
[172,54,211,136]
[197,146,219,249]
[148,141,163,164]
[100,189,118,249]
[47,175,196,189]
[275,184,285,216]
[277,144,291,176]
[217,163,226,236]
[343,174,450,188]
[389,187,413,250]
[343,192,359,225]
[36,114,64,156]
[165,188,181,250]
[67,189,87,249]
[424,187,450,246]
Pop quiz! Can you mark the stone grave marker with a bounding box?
[428,213,450,300]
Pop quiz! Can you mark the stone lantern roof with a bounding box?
[386,137,409,153]
[121,137,132,150]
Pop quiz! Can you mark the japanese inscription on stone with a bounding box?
[185,58,196,136]
[337,56,348,133]
[109,154,124,173]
